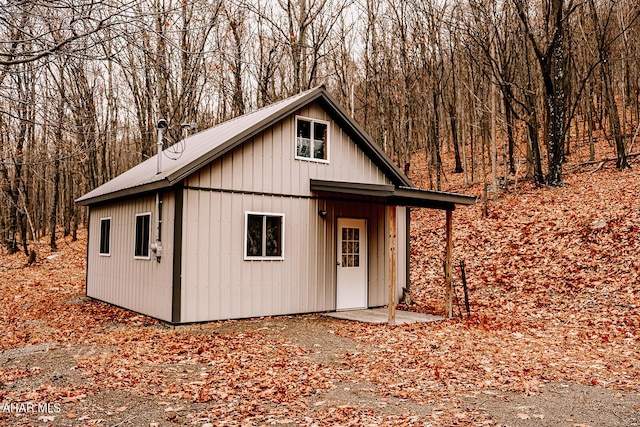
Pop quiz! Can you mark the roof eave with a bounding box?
[387,196,456,210]
[394,187,477,206]
[310,179,395,197]
[310,179,477,210]
[75,179,171,206]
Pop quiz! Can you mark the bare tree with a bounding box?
[2,0,640,257]
[0,1,137,67]
[512,0,575,186]
[586,0,640,169]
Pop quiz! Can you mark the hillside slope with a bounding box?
[410,164,639,329]
[0,157,638,426]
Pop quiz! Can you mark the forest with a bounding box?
[1,0,639,257]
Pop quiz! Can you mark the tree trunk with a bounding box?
[513,0,568,187]
[602,58,630,169]
[543,49,567,187]
[503,92,516,174]
[525,88,544,187]
[587,82,596,162]
[50,117,62,251]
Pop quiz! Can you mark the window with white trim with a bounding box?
[245,212,284,260]
[295,116,329,162]
[99,218,111,256]
[134,213,151,259]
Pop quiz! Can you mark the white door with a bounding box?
[336,218,367,310]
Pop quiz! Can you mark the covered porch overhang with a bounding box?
[310,179,477,325]
[310,179,476,210]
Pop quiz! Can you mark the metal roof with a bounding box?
[310,180,477,210]
[76,86,411,206]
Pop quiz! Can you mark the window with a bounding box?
[295,116,329,162]
[341,227,360,267]
[134,213,151,259]
[245,212,284,260]
[99,218,111,256]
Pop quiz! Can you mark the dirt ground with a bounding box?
[1,314,638,426]
[2,164,640,426]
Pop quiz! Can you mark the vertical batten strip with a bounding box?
[172,185,183,323]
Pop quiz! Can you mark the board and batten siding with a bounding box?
[180,191,401,322]
[184,102,392,194]
[87,192,175,321]
[178,101,408,322]
[181,192,323,322]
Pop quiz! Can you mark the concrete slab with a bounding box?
[324,307,443,325]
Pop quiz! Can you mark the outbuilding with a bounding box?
[77,86,475,324]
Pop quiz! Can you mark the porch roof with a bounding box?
[309,179,477,210]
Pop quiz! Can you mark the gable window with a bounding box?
[134,213,151,259]
[245,212,284,260]
[99,218,111,256]
[296,116,329,162]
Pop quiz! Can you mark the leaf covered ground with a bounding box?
[1,162,639,426]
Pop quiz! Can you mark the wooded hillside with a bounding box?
[1,0,639,258]
[0,145,638,425]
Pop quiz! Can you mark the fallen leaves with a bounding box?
[1,154,639,425]
[0,367,41,387]
[61,393,86,403]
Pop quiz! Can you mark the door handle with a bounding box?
[336,261,341,266]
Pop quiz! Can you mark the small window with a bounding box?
[99,218,111,256]
[245,212,284,260]
[296,116,329,162]
[341,227,360,267]
[134,213,151,259]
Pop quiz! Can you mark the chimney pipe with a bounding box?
[157,119,168,175]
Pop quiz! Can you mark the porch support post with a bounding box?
[388,204,397,325]
[445,209,453,319]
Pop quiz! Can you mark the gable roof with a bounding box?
[76,86,411,206]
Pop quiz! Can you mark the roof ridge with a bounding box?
[208,86,324,129]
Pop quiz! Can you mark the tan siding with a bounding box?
[196,188,211,319]
[178,100,404,322]
[261,129,272,191]
[187,101,390,196]
[86,192,175,321]
[372,205,407,307]
[369,204,386,306]
[181,190,371,322]
[182,192,394,322]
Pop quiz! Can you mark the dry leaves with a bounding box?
[0,156,639,425]
[323,166,639,409]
